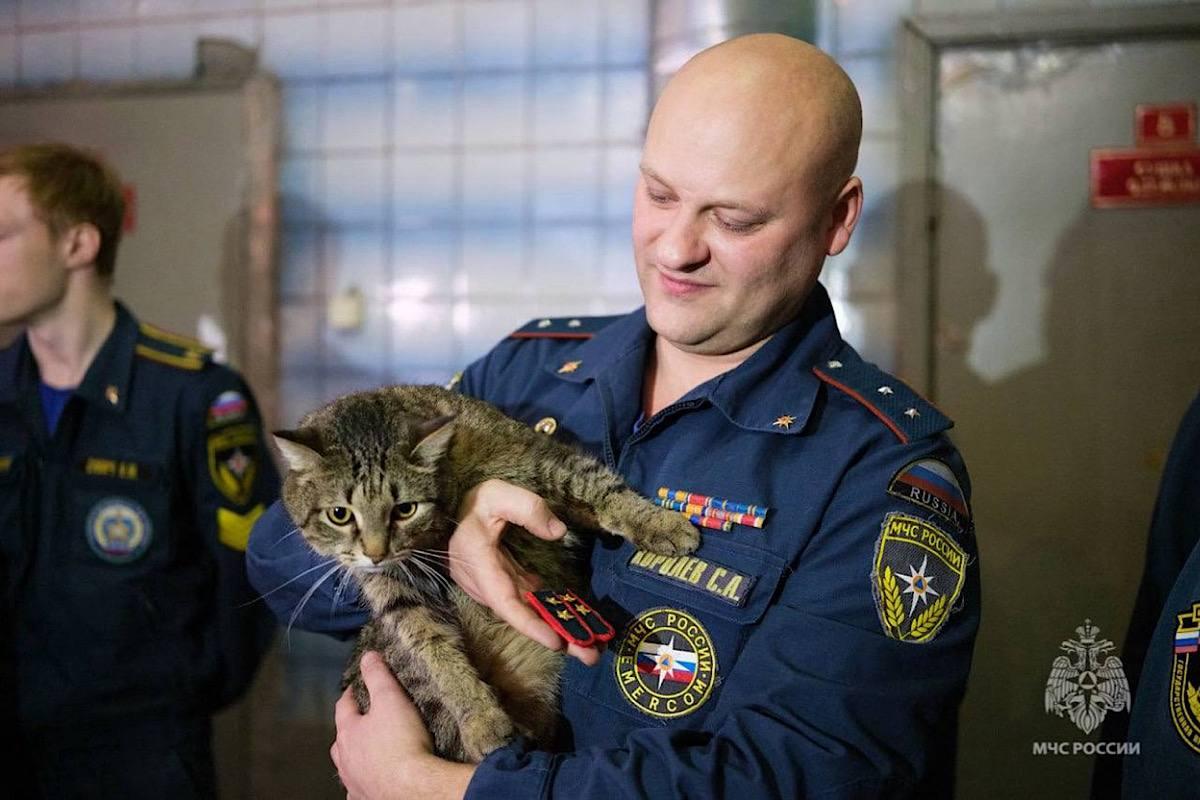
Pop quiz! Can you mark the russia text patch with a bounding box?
[887,458,970,530]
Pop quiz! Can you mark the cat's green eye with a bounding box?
[392,502,418,521]
[325,506,354,526]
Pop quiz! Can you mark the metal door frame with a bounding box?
[897,4,1200,396]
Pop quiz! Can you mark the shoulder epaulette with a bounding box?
[135,322,212,371]
[509,315,623,340]
[811,348,952,444]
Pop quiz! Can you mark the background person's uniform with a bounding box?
[0,302,278,799]
[248,282,980,797]
[1111,391,1200,797]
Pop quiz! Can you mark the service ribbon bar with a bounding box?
[689,513,734,532]
[655,487,769,530]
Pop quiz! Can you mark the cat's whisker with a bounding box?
[241,556,339,608]
[270,526,304,548]
[285,562,344,643]
[410,553,455,595]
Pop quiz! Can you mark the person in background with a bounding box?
[249,34,981,799]
[1091,390,1200,797]
[0,143,278,798]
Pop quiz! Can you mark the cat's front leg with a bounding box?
[596,489,701,555]
[382,603,516,763]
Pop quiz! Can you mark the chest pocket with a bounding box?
[562,537,786,731]
[65,459,172,572]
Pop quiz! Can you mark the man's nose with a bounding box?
[655,212,708,271]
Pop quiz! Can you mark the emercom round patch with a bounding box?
[86,497,152,563]
[614,607,717,719]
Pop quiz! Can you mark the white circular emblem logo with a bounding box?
[86,498,152,563]
[614,607,718,719]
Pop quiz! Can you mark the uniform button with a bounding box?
[534,417,557,435]
[105,385,120,405]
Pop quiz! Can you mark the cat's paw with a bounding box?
[631,505,701,555]
[459,707,516,763]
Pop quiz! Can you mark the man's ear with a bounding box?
[825,176,863,257]
[59,222,102,271]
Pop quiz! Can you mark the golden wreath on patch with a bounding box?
[614,607,717,719]
[871,512,966,644]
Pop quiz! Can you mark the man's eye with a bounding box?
[646,187,672,204]
[392,502,418,521]
[326,506,353,526]
[714,214,757,233]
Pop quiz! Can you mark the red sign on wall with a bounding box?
[1136,103,1196,147]
[1090,149,1200,208]
[1092,103,1200,208]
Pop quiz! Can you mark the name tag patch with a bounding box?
[627,549,756,607]
[79,457,154,481]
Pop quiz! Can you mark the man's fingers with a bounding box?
[359,651,401,701]
[334,684,360,727]
[493,590,566,651]
[471,480,567,541]
[566,642,601,666]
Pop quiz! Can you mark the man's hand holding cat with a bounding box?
[332,651,475,800]
[451,478,602,666]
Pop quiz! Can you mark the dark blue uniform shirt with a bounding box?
[0,302,278,797]
[1119,391,1200,797]
[247,283,980,798]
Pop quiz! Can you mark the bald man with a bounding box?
[247,34,979,799]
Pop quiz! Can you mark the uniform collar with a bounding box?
[74,301,138,415]
[544,283,842,435]
[0,301,138,414]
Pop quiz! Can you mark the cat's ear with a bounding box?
[273,428,326,472]
[411,415,456,466]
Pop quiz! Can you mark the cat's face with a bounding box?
[273,400,456,580]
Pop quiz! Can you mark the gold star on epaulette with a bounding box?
[544,597,561,605]
[905,407,921,419]
[773,415,796,429]
[558,360,582,374]
[556,609,573,620]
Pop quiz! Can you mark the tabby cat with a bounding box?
[274,385,699,762]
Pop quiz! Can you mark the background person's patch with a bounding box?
[871,512,966,644]
[207,390,248,427]
[86,497,152,563]
[207,424,259,506]
[614,607,717,718]
[887,458,970,530]
[1170,602,1200,753]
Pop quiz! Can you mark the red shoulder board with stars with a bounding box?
[811,347,952,444]
[525,589,615,647]
[509,316,623,340]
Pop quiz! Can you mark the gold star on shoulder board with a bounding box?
[773,414,796,429]
[558,360,582,374]
[904,407,921,419]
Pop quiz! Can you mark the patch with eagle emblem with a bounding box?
[1044,619,1130,734]
[871,512,966,644]
[1169,603,1200,753]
